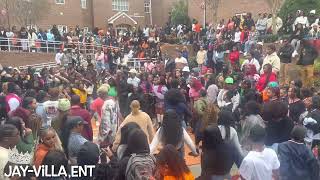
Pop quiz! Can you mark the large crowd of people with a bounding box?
[0,9,319,180]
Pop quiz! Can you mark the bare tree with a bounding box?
[15,0,50,27]
[0,0,50,28]
[191,0,221,25]
[0,0,14,29]
[265,0,284,34]
[206,0,221,24]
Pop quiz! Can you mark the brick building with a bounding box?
[0,0,271,31]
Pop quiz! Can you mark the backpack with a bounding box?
[125,153,156,180]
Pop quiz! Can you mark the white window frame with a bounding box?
[112,0,129,12]
[81,0,87,9]
[55,0,65,4]
[144,1,150,13]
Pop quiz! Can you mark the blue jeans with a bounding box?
[177,143,185,159]
[96,61,103,71]
[244,40,256,53]
[209,174,232,180]
[181,120,187,129]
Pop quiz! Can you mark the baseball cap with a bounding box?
[129,69,137,74]
[225,77,234,84]
[267,81,279,88]
[77,141,100,165]
[182,66,190,72]
[257,42,264,46]
[58,98,71,112]
[66,116,88,129]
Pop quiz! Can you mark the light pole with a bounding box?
[149,0,153,25]
[204,0,206,26]
[201,0,206,26]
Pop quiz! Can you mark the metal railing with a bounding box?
[0,38,161,71]
[18,57,159,72]
[19,62,57,70]
[126,58,158,70]
[0,38,122,56]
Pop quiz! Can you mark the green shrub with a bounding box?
[260,34,279,43]
[170,0,191,26]
[279,0,320,20]
[189,56,198,69]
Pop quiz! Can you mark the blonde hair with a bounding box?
[39,127,63,151]
[97,84,110,94]
[2,82,8,94]
[201,103,219,132]
[130,100,140,115]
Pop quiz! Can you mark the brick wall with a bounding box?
[36,0,93,30]
[0,0,272,30]
[188,0,271,26]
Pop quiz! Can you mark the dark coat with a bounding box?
[278,44,294,63]
[278,140,319,180]
[297,44,318,66]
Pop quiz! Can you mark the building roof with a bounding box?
[107,12,138,25]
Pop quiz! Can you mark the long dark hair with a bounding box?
[243,101,261,117]
[217,110,235,140]
[0,95,7,121]
[5,117,25,141]
[164,89,185,105]
[205,75,216,89]
[40,150,68,178]
[59,111,69,131]
[22,97,34,110]
[125,129,150,156]
[119,122,141,145]
[161,110,183,147]
[157,144,190,179]
[60,117,80,158]
[262,64,273,90]
[202,125,224,149]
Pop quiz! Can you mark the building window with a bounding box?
[112,0,129,11]
[144,0,150,13]
[55,0,65,4]
[81,0,87,9]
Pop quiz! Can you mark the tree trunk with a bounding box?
[272,15,277,35]
[270,0,280,35]
[5,0,10,29]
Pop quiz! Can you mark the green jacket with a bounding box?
[16,133,34,153]
[194,97,208,117]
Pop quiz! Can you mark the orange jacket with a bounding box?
[34,143,50,168]
[163,172,195,180]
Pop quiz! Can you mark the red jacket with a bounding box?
[70,105,93,141]
[256,72,277,92]
[240,30,249,43]
[229,51,240,64]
